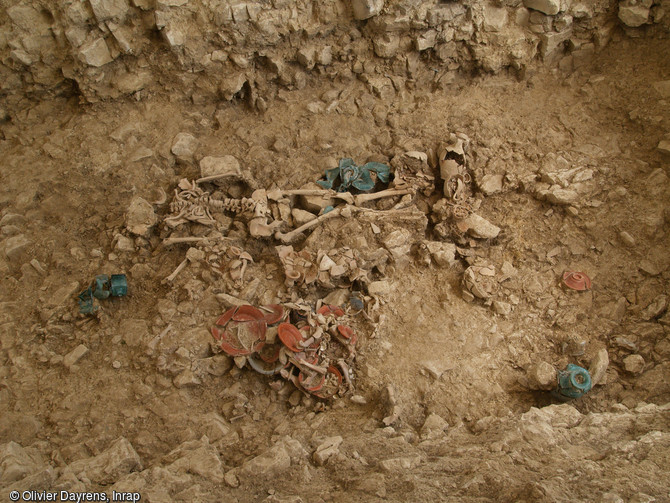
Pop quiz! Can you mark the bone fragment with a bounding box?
[354,188,412,206]
[162,236,208,246]
[163,258,189,283]
[275,207,342,243]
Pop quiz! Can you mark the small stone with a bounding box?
[618,4,650,27]
[589,349,609,386]
[63,344,89,368]
[125,197,156,236]
[240,443,290,475]
[300,182,335,213]
[424,241,456,267]
[0,441,40,483]
[619,231,635,247]
[0,214,26,226]
[373,33,399,58]
[492,300,512,316]
[288,390,302,407]
[186,247,205,263]
[296,46,316,69]
[118,319,149,347]
[67,437,142,485]
[112,360,121,369]
[640,295,667,321]
[415,30,437,51]
[420,413,448,439]
[524,0,560,16]
[351,0,384,20]
[317,46,332,66]
[545,188,579,205]
[479,174,504,195]
[623,354,645,374]
[652,81,670,98]
[224,471,239,488]
[322,289,350,307]
[173,369,201,388]
[292,208,316,226]
[462,290,475,302]
[171,133,198,161]
[379,456,421,472]
[383,229,412,263]
[460,213,500,239]
[368,281,391,296]
[199,155,242,184]
[526,361,557,390]
[483,5,508,31]
[114,234,135,252]
[90,0,128,21]
[657,140,670,155]
[79,38,114,67]
[313,436,343,466]
[4,234,31,262]
[350,395,367,404]
[219,74,247,101]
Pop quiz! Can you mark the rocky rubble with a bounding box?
[1,0,657,105]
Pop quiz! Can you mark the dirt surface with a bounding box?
[1,35,669,502]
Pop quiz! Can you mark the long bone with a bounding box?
[275,206,344,243]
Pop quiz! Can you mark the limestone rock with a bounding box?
[313,436,343,466]
[300,182,335,212]
[119,319,149,347]
[619,231,635,247]
[527,361,557,390]
[67,438,142,484]
[199,155,242,184]
[424,241,456,267]
[125,197,157,236]
[292,208,316,226]
[479,174,504,195]
[640,295,668,320]
[483,6,508,31]
[171,133,198,161]
[166,440,223,483]
[220,74,247,101]
[352,0,384,20]
[623,354,645,374]
[539,29,572,60]
[368,280,392,296]
[460,213,500,239]
[0,442,42,483]
[173,369,201,388]
[90,0,129,21]
[492,300,512,316]
[199,413,232,443]
[657,140,670,155]
[415,30,437,51]
[239,443,291,476]
[373,33,399,58]
[297,46,316,69]
[618,4,649,27]
[544,187,578,205]
[317,46,333,66]
[383,229,413,263]
[79,38,114,67]
[420,413,448,439]
[652,81,670,98]
[524,0,561,16]
[589,349,609,386]
[63,344,89,369]
[4,234,32,263]
[379,456,421,472]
